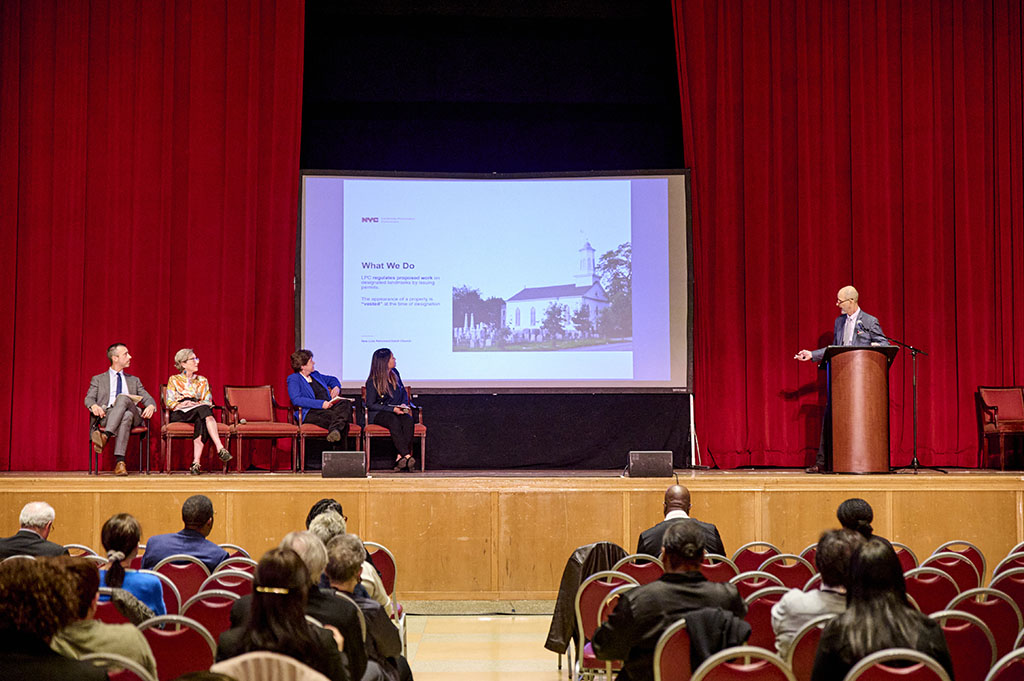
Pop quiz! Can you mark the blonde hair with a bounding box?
[173,348,195,372]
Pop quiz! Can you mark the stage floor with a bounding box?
[2,467,1021,600]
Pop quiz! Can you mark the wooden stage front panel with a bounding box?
[1,471,1021,600]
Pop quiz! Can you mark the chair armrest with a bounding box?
[220,404,238,425]
[980,402,999,428]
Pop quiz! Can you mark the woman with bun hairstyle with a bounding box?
[165,348,232,475]
[98,513,165,616]
[365,348,416,472]
[837,498,892,545]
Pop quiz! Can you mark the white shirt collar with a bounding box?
[665,509,690,521]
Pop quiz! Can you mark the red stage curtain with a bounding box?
[673,0,1024,468]
[0,0,305,470]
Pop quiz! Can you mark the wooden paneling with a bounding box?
[1,472,1021,599]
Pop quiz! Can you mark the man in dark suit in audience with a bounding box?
[231,531,367,681]
[0,501,68,560]
[636,485,726,558]
[140,494,228,573]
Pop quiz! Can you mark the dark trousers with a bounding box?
[372,410,414,456]
[169,404,215,443]
[303,401,351,437]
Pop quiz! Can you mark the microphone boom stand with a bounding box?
[877,332,944,474]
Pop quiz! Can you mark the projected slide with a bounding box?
[300,172,691,391]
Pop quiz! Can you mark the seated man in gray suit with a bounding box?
[794,285,890,473]
[637,485,726,558]
[84,343,156,476]
[0,501,69,559]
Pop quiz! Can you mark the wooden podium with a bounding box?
[821,346,899,473]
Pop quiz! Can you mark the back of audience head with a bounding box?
[325,534,366,587]
[19,500,56,533]
[837,498,875,539]
[182,494,216,533]
[308,511,347,547]
[247,548,317,654]
[0,558,77,642]
[661,519,704,570]
[101,513,142,588]
[663,485,692,514]
[305,498,345,529]
[54,556,101,620]
[815,528,864,590]
[279,530,328,584]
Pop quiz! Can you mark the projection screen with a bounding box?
[299,170,692,392]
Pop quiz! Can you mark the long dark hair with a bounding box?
[368,348,398,396]
[101,513,141,588]
[241,548,327,668]
[831,538,929,660]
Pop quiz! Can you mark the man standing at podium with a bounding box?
[794,286,889,472]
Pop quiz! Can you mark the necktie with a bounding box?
[115,373,123,398]
[843,318,854,345]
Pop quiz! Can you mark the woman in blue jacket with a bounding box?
[365,348,415,472]
[286,350,350,445]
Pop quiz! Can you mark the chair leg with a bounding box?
[299,435,305,473]
[420,435,426,471]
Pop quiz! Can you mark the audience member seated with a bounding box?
[593,520,749,681]
[309,510,392,615]
[99,513,165,617]
[0,557,107,680]
[771,529,863,658]
[231,531,367,681]
[637,485,726,557]
[217,547,348,681]
[325,533,412,681]
[49,557,158,678]
[306,498,378,570]
[141,494,229,573]
[810,538,954,681]
[837,498,891,545]
[0,501,69,559]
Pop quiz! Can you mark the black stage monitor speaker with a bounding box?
[322,451,366,478]
[628,450,674,477]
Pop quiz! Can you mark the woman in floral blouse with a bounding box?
[165,348,232,474]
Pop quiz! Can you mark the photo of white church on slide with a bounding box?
[452,239,632,352]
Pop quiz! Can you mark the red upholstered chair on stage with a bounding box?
[223,385,299,471]
[921,552,982,593]
[976,387,1024,469]
[138,614,216,681]
[757,554,816,590]
[743,586,789,650]
[690,646,796,681]
[701,554,740,583]
[613,554,664,585]
[653,617,691,681]
[360,385,427,471]
[947,588,1024,659]
[294,400,362,472]
[729,571,784,601]
[88,415,151,474]
[904,567,960,614]
[785,614,834,681]
[930,610,997,681]
[731,542,781,574]
[159,385,232,473]
[844,648,952,681]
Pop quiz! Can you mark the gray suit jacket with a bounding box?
[809,310,888,363]
[84,371,156,427]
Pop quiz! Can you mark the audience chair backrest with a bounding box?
[1009,542,1024,558]
[1,554,35,562]
[613,554,665,585]
[363,541,398,596]
[904,567,960,614]
[218,543,251,558]
[929,610,997,681]
[199,569,254,598]
[988,568,1024,626]
[785,614,834,681]
[575,571,640,643]
[152,554,211,604]
[921,552,982,593]
[946,588,1023,659]
[95,587,130,625]
[992,553,1024,578]
[798,543,818,567]
[729,571,785,601]
[757,554,817,590]
[214,556,258,573]
[223,385,276,422]
[137,568,182,616]
[844,648,952,681]
[598,584,638,627]
[690,645,796,681]
[653,617,691,681]
[180,589,240,643]
[893,542,920,572]
[732,542,782,574]
[80,652,157,681]
[702,554,740,583]
[64,543,99,557]
[137,614,216,681]
[210,650,332,681]
[802,573,823,592]
[933,541,987,584]
[743,586,790,651]
[985,648,1024,681]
